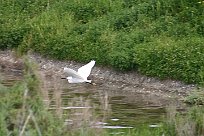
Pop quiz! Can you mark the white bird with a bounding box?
[63,60,95,83]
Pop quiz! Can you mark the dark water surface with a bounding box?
[0,69,23,86]
[0,69,185,131]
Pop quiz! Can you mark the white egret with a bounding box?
[63,60,95,83]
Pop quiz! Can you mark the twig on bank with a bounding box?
[30,109,42,136]
[19,110,31,136]
[19,110,42,136]
[19,86,28,133]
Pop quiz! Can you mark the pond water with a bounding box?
[0,69,23,86]
[0,68,185,132]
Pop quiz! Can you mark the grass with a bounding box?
[0,58,65,136]
[185,88,204,105]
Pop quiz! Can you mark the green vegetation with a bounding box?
[0,60,65,135]
[1,0,204,84]
[185,88,204,105]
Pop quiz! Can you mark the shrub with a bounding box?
[185,89,204,105]
[108,32,138,70]
[54,0,111,24]
[133,36,204,84]
[110,8,138,31]
[0,0,49,50]
[109,49,134,71]
[0,25,29,49]
[1,0,204,84]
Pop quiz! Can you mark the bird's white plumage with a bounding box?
[63,68,84,80]
[78,60,95,80]
[63,60,95,83]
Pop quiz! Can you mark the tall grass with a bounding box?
[0,59,65,135]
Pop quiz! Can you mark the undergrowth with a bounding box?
[0,59,65,135]
[1,0,204,84]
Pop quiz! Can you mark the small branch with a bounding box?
[19,110,42,136]
[30,110,42,136]
[19,87,28,132]
[19,111,31,136]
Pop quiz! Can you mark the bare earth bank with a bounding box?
[0,50,196,100]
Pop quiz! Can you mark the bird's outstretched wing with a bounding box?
[78,60,95,80]
[63,67,84,80]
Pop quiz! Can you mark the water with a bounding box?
[0,69,23,86]
[36,71,184,130]
[58,86,166,128]
[0,69,184,131]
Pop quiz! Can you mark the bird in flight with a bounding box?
[63,60,95,83]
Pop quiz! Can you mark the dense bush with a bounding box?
[0,0,49,49]
[1,0,204,84]
[133,37,204,84]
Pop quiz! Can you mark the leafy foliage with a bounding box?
[133,37,204,84]
[1,0,204,84]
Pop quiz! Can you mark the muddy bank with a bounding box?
[0,50,196,99]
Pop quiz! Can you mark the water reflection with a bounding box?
[0,69,184,130]
[0,69,23,86]
[45,80,169,129]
